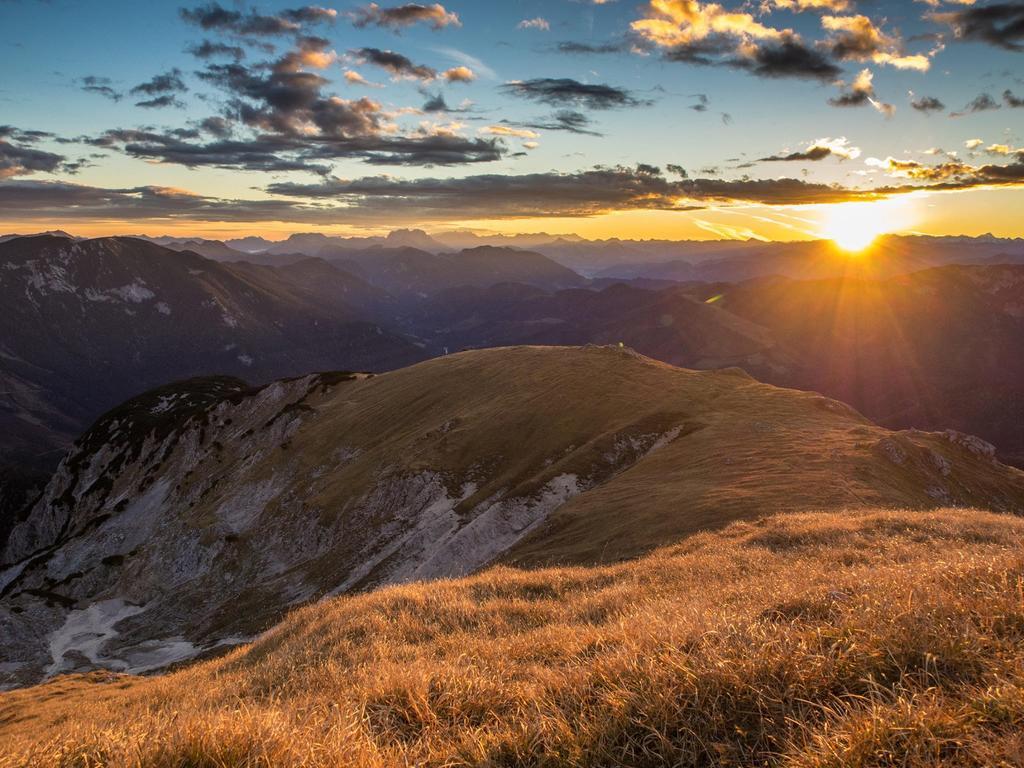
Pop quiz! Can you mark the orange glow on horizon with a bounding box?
[2,187,1022,242]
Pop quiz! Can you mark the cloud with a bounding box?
[950,92,1001,116]
[265,164,884,216]
[910,94,945,113]
[1003,89,1024,108]
[932,3,1024,51]
[179,3,336,36]
[0,139,70,179]
[555,40,626,54]
[820,14,932,70]
[522,110,603,135]
[186,40,246,61]
[632,0,787,47]
[4,155,1024,226]
[349,3,460,31]
[501,78,649,109]
[79,75,122,101]
[758,137,861,162]
[729,38,842,79]
[518,17,551,31]
[631,0,841,80]
[864,154,1024,193]
[353,47,437,81]
[86,39,504,171]
[442,66,475,83]
[767,0,852,11]
[0,126,55,143]
[135,95,184,109]
[130,68,188,108]
[829,68,894,115]
[480,125,540,139]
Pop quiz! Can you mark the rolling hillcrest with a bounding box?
[2,345,1023,688]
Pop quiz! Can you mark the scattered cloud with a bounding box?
[186,40,246,61]
[518,17,551,31]
[349,3,460,31]
[1003,89,1024,108]
[758,136,861,162]
[820,14,932,71]
[910,94,945,113]
[829,69,894,115]
[631,0,842,81]
[130,68,188,109]
[179,2,336,37]
[932,4,1024,52]
[950,92,1001,116]
[353,47,438,81]
[501,78,649,109]
[79,75,122,101]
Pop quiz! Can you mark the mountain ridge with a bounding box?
[2,344,1023,688]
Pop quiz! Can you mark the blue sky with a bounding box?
[0,0,1022,240]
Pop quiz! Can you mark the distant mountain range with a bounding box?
[0,235,420,482]
[4,345,1022,687]
[5,229,1024,541]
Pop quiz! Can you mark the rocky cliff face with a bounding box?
[3,345,1024,688]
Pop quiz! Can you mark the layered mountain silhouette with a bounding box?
[6,231,1024,540]
[0,235,421,481]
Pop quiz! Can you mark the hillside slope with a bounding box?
[3,508,1024,766]
[2,345,1023,687]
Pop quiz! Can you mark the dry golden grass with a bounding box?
[4,507,1024,767]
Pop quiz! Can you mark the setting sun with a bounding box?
[821,199,915,252]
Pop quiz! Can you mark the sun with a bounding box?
[820,200,910,253]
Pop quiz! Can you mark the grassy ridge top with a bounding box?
[4,507,1024,766]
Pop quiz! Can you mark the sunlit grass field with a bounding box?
[3,508,1024,767]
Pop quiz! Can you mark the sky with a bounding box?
[0,0,1022,242]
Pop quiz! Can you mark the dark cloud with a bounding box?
[266,165,872,215]
[759,146,835,162]
[951,92,1001,116]
[135,95,184,109]
[266,165,701,217]
[828,70,893,115]
[5,155,1024,226]
[0,126,55,143]
[179,3,335,36]
[732,39,842,81]
[353,47,436,81]
[555,41,625,54]
[130,69,187,107]
[911,95,945,113]
[186,40,246,61]
[349,3,460,30]
[1004,89,1024,107]
[422,93,448,112]
[656,36,841,81]
[79,75,122,101]
[933,3,1024,52]
[78,41,503,169]
[89,124,502,172]
[0,132,80,179]
[131,69,187,97]
[521,110,602,136]
[501,78,649,110]
[830,90,870,107]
